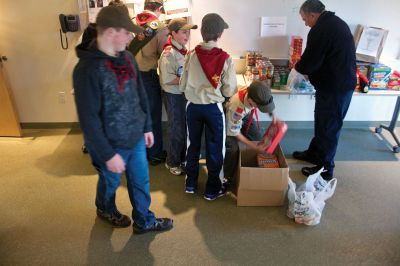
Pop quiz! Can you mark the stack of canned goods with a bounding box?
[245,51,275,86]
[272,66,289,89]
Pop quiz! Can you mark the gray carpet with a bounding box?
[0,126,399,265]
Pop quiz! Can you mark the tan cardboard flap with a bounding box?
[239,167,288,190]
[237,189,286,206]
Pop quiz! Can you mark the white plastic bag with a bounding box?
[287,168,337,226]
[286,68,315,93]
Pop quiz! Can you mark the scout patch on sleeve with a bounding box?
[230,123,241,131]
[162,46,172,57]
[149,21,159,30]
[144,27,154,37]
[177,66,183,77]
[232,107,244,122]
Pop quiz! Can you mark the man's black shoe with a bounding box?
[133,218,173,234]
[96,209,131,227]
[293,150,320,165]
[301,166,333,181]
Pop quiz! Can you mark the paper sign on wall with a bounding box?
[163,0,190,19]
[88,0,110,23]
[260,16,287,37]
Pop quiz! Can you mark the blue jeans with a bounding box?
[140,70,164,158]
[163,92,187,167]
[86,138,156,229]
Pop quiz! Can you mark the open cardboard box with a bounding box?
[235,142,289,206]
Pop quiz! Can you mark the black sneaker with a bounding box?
[96,209,131,227]
[301,166,333,181]
[204,184,227,201]
[293,150,320,165]
[148,151,167,165]
[132,218,173,234]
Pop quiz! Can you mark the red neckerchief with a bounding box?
[195,45,229,89]
[105,54,137,94]
[135,11,158,26]
[238,87,260,134]
[163,36,187,56]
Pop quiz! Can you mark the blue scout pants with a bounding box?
[86,138,156,229]
[308,89,353,176]
[140,70,164,159]
[163,92,187,167]
[185,102,225,195]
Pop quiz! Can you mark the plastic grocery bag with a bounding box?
[286,68,315,93]
[287,168,337,226]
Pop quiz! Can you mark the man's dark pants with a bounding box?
[307,89,353,176]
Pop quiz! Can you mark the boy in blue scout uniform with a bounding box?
[224,80,277,181]
[179,13,237,201]
[73,6,173,233]
[129,0,169,165]
[158,18,198,176]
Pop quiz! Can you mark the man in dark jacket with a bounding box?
[293,0,356,180]
[73,5,172,233]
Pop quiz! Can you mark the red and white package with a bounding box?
[260,121,288,154]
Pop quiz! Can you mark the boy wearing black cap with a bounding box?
[73,5,173,233]
[224,80,277,181]
[179,13,237,201]
[159,18,198,176]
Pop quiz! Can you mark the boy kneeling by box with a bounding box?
[224,80,280,182]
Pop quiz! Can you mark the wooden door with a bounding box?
[0,56,22,137]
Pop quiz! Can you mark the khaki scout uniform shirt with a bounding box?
[134,11,169,72]
[179,41,237,104]
[158,39,186,94]
[225,88,253,136]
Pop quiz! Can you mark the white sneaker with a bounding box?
[165,163,184,176]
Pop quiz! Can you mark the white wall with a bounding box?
[189,0,400,64]
[0,1,80,123]
[0,0,399,123]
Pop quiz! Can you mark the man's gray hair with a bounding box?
[300,0,325,14]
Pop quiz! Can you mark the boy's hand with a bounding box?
[144,132,154,148]
[106,154,125,173]
[255,141,267,153]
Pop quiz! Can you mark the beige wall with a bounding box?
[0,0,81,123]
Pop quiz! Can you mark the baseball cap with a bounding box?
[201,13,229,36]
[96,5,143,34]
[247,80,275,113]
[168,18,198,32]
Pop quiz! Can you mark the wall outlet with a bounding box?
[58,92,66,104]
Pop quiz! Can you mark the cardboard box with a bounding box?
[236,143,289,206]
[354,24,389,64]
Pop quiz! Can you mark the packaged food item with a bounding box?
[387,70,400,90]
[289,36,303,69]
[369,64,391,90]
[260,121,288,154]
[257,153,280,168]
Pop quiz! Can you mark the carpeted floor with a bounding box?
[0,126,399,265]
